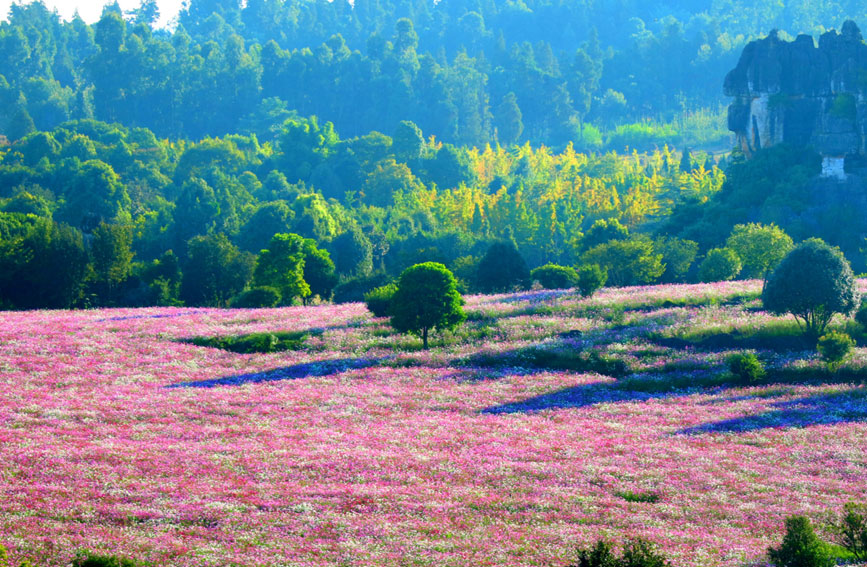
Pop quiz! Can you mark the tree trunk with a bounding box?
[422,327,428,350]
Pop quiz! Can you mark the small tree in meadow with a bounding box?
[698,247,741,283]
[576,264,607,297]
[817,331,854,371]
[763,239,859,339]
[390,262,465,349]
[767,516,833,567]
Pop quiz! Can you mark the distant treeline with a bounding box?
[3,0,863,149]
[0,116,724,309]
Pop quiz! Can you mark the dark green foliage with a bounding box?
[332,226,373,279]
[332,273,391,304]
[364,283,397,317]
[185,331,310,354]
[570,539,669,567]
[89,222,133,305]
[0,219,89,309]
[531,263,579,290]
[840,503,867,561]
[763,239,860,338]
[698,247,742,283]
[653,236,698,283]
[767,516,834,567]
[854,299,867,329]
[616,491,660,503]
[301,239,337,303]
[180,233,255,307]
[576,264,608,298]
[253,233,310,304]
[817,331,854,370]
[727,352,766,383]
[72,552,136,567]
[582,218,629,250]
[229,286,282,308]
[476,241,531,293]
[390,262,465,349]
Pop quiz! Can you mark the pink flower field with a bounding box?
[2,281,866,566]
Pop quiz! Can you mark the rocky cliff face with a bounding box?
[726,21,867,173]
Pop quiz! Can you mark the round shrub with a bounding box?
[228,286,282,308]
[531,263,579,290]
[728,352,766,384]
[576,264,608,298]
[698,247,742,282]
[364,283,397,317]
[817,331,854,370]
[763,238,860,338]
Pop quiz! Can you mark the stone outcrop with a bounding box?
[725,21,867,176]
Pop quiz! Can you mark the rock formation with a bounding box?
[725,21,867,178]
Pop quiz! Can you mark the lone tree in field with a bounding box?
[391,262,465,349]
[763,238,859,338]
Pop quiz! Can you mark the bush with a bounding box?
[698,247,742,282]
[570,538,669,567]
[840,502,867,561]
[390,262,466,349]
[855,298,867,328]
[229,286,282,308]
[576,264,608,297]
[817,331,855,370]
[763,239,860,338]
[364,283,397,317]
[728,352,766,384]
[332,273,391,303]
[768,516,834,567]
[72,553,136,567]
[582,236,664,286]
[531,263,579,289]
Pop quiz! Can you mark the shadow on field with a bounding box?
[166,357,382,388]
[481,382,671,414]
[677,388,867,434]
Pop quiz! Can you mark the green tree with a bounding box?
[725,222,793,283]
[89,222,133,304]
[392,120,424,163]
[476,240,531,293]
[767,516,833,567]
[582,237,664,287]
[654,236,698,283]
[582,218,629,250]
[253,232,310,305]
[698,247,742,283]
[181,233,254,306]
[495,92,523,145]
[332,225,373,278]
[301,238,337,303]
[763,239,860,338]
[390,262,465,349]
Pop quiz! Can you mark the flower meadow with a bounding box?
[2,282,867,567]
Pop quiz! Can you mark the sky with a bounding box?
[0,0,184,28]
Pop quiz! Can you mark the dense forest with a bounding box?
[0,0,862,309]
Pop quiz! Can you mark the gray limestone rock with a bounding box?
[726,21,867,161]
